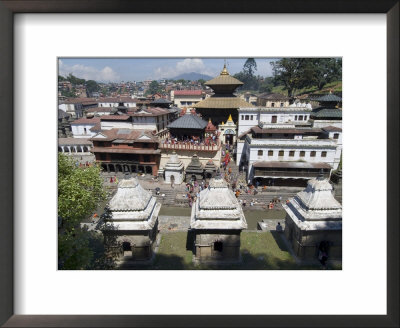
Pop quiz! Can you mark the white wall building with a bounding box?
[70,117,101,138]
[97,97,137,108]
[236,103,342,187]
[170,90,204,108]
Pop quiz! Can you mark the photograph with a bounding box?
[57,57,343,270]
[58,57,343,270]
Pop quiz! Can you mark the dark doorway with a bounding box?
[272,115,277,123]
[214,241,223,252]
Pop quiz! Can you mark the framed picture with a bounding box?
[0,1,398,327]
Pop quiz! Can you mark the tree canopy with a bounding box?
[58,154,106,269]
[271,58,342,97]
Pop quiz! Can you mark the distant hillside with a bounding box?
[171,72,213,81]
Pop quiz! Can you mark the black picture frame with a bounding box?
[0,1,398,327]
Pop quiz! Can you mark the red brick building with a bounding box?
[91,129,160,176]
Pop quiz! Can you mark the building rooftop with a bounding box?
[71,117,101,125]
[193,96,255,109]
[251,126,322,135]
[313,94,342,103]
[258,93,290,100]
[167,114,208,130]
[58,138,93,146]
[311,107,342,119]
[253,161,332,169]
[91,128,158,143]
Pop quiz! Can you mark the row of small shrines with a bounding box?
[99,173,342,265]
[163,153,218,185]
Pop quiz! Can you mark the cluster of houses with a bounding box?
[59,65,343,265]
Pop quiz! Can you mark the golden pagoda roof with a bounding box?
[205,65,244,86]
[227,114,233,122]
[193,96,255,109]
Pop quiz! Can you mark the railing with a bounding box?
[254,170,330,178]
[159,142,220,152]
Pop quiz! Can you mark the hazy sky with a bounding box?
[58,58,277,83]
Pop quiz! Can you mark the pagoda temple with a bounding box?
[193,64,255,125]
[102,174,161,262]
[282,174,342,261]
[189,176,247,262]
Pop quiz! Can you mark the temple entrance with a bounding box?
[205,172,212,179]
[170,175,175,184]
[191,175,197,182]
[223,129,235,145]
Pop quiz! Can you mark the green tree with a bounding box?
[243,58,257,77]
[271,58,306,98]
[58,75,66,82]
[86,80,100,94]
[66,73,86,86]
[147,80,161,95]
[58,153,106,269]
[309,58,342,90]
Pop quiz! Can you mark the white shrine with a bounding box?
[102,174,161,262]
[189,176,247,262]
[164,151,184,185]
[283,174,342,261]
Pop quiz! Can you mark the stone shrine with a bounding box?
[189,176,247,262]
[164,151,184,185]
[204,160,218,180]
[102,174,161,262]
[283,175,342,261]
[185,154,204,182]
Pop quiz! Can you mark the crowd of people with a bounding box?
[162,134,218,147]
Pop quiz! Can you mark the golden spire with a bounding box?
[221,121,225,125]
[227,114,233,122]
[220,62,229,76]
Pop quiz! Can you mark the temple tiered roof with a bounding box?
[283,176,342,231]
[164,151,184,172]
[185,154,204,175]
[103,175,161,230]
[190,177,247,230]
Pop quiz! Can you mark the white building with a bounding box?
[164,152,184,185]
[170,90,204,108]
[97,97,137,108]
[70,116,101,138]
[99,107,171,133]
[236,102,342,187]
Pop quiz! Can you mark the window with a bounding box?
[310,151,316,157]
[271,115,277,123]
[84,127,87,134]
[300,151,305,157]
[289,150,295,157]
[321,151,327,157]
[258,150,263,156]
[271,102,275,107]
[250,115,253,120]
[280,102,284,107]
[279,150,284,156]
[299,115,303,121]
[295,115,298,120]
[333,133,339,139]
[241,115,244,120]
[268,150,273,156]
[245,115,249,120]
